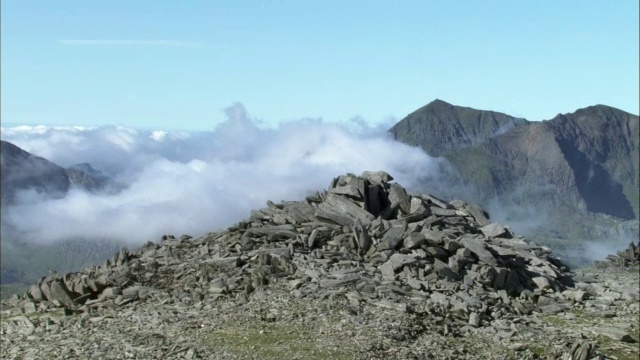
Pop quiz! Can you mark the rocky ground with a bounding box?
[1,171,638,359]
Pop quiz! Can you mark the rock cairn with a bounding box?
[10,171,578,330]
[596,241,639,268]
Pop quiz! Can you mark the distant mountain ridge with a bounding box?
[389,99,529,157]
[0,140,115,206]
[390,100,639,221]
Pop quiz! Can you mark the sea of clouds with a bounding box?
[1,104,444,245]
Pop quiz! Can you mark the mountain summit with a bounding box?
[390,101,639,222]
[389,100,529,157]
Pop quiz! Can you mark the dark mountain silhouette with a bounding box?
[0,140,115,206]
[390,100,639,221]
[1,140,123,286]
[0,141,71,205]
[389,99,529,157]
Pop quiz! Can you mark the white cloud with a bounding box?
[58,39,203,47]
[1,104,442,245]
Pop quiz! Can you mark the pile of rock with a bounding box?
[596,241,639,268]
[11,171,577,331]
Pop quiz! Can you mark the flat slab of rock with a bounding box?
[360,171,393,184]
[387,253,417,270]
[480,223,510,238]
[319,193,374,224]
[330,185,362,198]
[592,327,636,343]
[459,236,498,266]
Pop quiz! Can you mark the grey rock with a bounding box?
[563,340,595,360]
[387,183,411,215]
[374,300,407,312]
[421,228,444,245]
[49,280,75,308]
[459,236,498,266]
[360,171,393,184]
[330,185,362,199]
[307,228,319,249]
[532,276,552,290]
[27,285,44,302]
[22,301,37,314]
[429,207,458,217]
[426,246,449,259]
[465,204,491,226]
[403,232,426,249]
[480,223,510,239]
[469,312,480,327]
[318,193,374,224]
[424,194,452,209]
[387,253,417,270]
[39,281,52,302]
[592,327,636,342]
[539,304,565,314]
[352,220,372,252]
[377,226,405,251]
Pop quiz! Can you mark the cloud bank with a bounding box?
[1,104,442,245]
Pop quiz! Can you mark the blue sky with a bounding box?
[2,1,639,131]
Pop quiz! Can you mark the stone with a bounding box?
[352,220,372,252]
[22,301,37,314]
[592,327,636,342]
[377,226,405,251]
[403,232,426,249]
[360,171,393,184]
[426,246,449,259]
[374,300,407,312]
[459,236,498,266]
[424,194,451,209]
[100,287,123,299]
[49,281,75,308]
[480,223,511,239]
[421,228,444,245]
[532,276,552,291]
[469,312,480,327]
[39,281,52,302]
[307,228,319,249]
[429,207,458,217]
[320,275,360,289]
[330,185,362,198]
[27,285,44,302]
[387,253,417,270]
[563,340,594,360]
[318,193,374,224]
[387,183,411,215]
[539,304,565,314]
[246,225,297,239]
[466,204,491,226]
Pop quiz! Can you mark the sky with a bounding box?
[1,1,639,131]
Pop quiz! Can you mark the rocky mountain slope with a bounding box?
[389,99,530,157]
[1,172,638,359]
[390,100,639,221]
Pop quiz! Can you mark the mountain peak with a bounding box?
[427,98,453,107]
[389,101,527,157]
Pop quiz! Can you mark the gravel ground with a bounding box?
[2,264,638,360]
